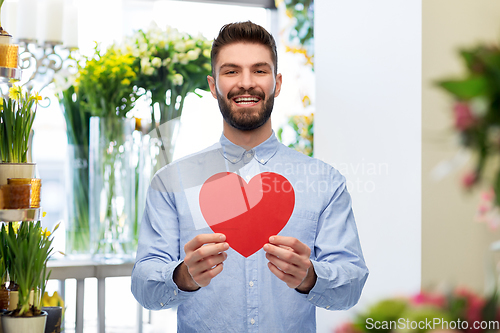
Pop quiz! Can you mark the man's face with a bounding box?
[208,42,282,131]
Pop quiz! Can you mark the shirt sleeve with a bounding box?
[131,168,199,310]
[304,170,369,310]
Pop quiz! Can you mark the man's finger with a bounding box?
[189,252,228,276]
[190,242,229,263]
[268,236,309,255]
[185,233,226,252]
[265,252,302,277]
[263,243,302,266]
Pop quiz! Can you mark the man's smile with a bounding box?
[232,95,261,107]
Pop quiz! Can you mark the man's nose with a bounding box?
[237,70,255,90]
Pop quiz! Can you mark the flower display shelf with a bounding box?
[0,208,42,222]
[0,67,21,82]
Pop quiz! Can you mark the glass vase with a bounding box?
[135,118,181,238]
[89,116,136,261]
[65,144,91,258]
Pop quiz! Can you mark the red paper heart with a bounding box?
[199,172,295,257]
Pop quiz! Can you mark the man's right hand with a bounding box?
[173,233,229,291]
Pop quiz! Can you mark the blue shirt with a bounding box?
[131,132,368,333]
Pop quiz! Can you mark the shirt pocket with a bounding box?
[280,209,319,258]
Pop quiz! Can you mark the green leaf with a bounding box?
[436,76,489,100]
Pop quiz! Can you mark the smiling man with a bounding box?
[132,21,369,333]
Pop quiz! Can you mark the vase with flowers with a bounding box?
[77,43,139,260]
[0,221,58,333]
[0,84,42,186]
[436,43,500,229]
[121,23,212,237]
[54,70,92,258]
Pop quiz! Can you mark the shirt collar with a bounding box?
[219,131,279,165]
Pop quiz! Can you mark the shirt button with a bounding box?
[245,175,250,181]
[246,153,252,158]
[249,281,254,287]
[250,318,255,325]
[174,290,177,296]
[232,159,237,162]
[326,306,330,309]
[160,303,164,307]
[260,159,264,163]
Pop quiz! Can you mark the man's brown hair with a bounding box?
[211,21,278,77]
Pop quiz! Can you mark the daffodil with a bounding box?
[8,85,21,101]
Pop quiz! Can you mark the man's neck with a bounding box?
[223,121,273,150]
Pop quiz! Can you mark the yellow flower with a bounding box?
[33,91,43,104]
[8,85,21,100]
[121,78,131,86]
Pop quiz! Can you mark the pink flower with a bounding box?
[454,287,486,330]
[453,102,476,130]
[462,171,477,189]
[411,291,446,308]
[334,322,361,333]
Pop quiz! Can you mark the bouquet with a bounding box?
[122,22,212,128]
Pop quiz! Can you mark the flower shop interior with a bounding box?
[0,0,498,332]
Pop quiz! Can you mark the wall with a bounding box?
[422,0,500,292]
[315,1,421,332]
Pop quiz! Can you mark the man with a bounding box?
[131,21,368,332]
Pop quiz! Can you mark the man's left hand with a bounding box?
[263,236,317,293]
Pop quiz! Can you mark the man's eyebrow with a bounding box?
[252,62,272,68]
[219,63,240,71]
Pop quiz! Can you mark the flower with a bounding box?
[8,85,21,101]
[453,102,475,130]
[172,73,183,86]
[76,43,138,118]
[0,86,41,163]
[436,43,500,210]
[120,23,212,127]
[461,171,477,189]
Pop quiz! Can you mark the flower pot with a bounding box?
[41,307,62,333]
[0,163,36,186]
[0,287,9,311]
[7,290,34,311]
[1,311,47,333]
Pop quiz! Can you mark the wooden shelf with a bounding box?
[0,208,42,222]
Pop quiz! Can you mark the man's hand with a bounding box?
[263,236,317,293]
[173,233,229,291]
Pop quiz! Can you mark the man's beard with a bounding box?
[216,88,275,131]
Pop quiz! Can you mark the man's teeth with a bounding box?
[234,97,259,104]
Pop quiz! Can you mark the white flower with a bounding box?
[172,73,184,86]
[203,49,211,58]
[151,57,162,68]
[203,40,212,49]
[186,48,201,61]
[144,66,154,76]
[172,53,180,64]
[162,58,171,66]
[185,39,196,50]
[140,57,150,68]
[470,97,489,117]
[178,53,189,65]
[174,41,186,53]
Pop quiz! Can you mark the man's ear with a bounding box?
[207,75,217,99]
[274,73,283,98]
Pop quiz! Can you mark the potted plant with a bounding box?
[0,84,42,185]
[0,221,58,333]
